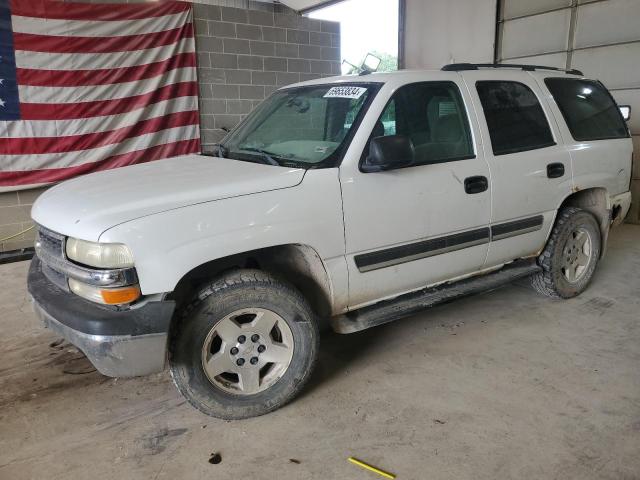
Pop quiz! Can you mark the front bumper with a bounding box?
[28,257,175,377]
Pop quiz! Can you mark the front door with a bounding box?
[340,77,492,309]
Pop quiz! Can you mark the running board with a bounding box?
[332,260,542,334]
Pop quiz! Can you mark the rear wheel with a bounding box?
[531,207,601,298]
[170,270,319,419]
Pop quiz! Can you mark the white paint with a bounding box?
[32,69,632,311]
[31,155,306,240]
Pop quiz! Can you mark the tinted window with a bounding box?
[368,82,474,165]
[476,81,555,156]
[545,78,628,141]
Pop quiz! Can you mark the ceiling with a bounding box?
[276,0,345,14]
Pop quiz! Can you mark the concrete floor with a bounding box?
[1,225,639,480]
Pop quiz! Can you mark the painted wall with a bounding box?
[402,0,497,69]
[496,0,640,223]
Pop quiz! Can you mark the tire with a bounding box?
[531,207,602,298]
[169,269,319,419]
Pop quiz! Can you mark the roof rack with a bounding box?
[441,63,583,76]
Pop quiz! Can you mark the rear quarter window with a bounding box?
[545,78,629,141]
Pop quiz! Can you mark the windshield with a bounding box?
[219,83,378,169]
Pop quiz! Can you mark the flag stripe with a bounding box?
[16,52,197,87]
[0,110,198,155]
[0,139,200,187]
[13,23,193,54]
[11,10,189,37]
[14,37,194,70]
[0,127,201,170]
[1,96,197,138]
[9,0,190,21]
[20,81,198,120]
[19,66,197,103]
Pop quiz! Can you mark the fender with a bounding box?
[552,187,616,258]
[98,169,349,310]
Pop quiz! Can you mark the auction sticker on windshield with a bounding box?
[323,86,367,99]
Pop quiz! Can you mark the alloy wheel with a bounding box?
[201,308,294,395]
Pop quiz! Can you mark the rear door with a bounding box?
[461,71,573,268]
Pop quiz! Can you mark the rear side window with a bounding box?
[545,78,628,141]
[476,81,555,156]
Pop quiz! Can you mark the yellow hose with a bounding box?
[0,225,35,243]
[348,457,396,479]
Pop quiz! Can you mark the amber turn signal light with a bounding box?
[100,285,141,305]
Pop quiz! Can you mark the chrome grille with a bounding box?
[35,226,69,291]
[42,262,69,291]
[36,226,64,260]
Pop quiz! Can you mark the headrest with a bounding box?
[432,114,462,142]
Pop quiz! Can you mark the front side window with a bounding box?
[476,81,555,156]
[221,83,379,168]
[545,78,629,141]
[366,82,474,165]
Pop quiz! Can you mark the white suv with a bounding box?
[28,64,633,419]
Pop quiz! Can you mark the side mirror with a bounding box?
[361,135,415,173]
[619,105,631,121]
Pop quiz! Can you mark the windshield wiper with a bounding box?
[202,143,229,158]
[240,147,282,166]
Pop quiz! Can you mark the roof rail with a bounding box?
[441,63,583,76]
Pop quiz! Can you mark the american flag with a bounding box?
[0,0,200,189]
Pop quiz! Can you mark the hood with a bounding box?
[31,154,305,241]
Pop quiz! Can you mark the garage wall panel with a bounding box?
[497,0,640,223]
[572,43,640,90]
[403,0,496,69]
[502,0,571,19]
[501,9,571,58]
[574,0,640,48]
[503,52,568,68]
[612,90,640,135]
[632,137,640,180]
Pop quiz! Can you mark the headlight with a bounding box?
[66,238,134,268]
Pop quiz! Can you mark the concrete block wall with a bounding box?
[193,3,341,148]
[0,1,341,253]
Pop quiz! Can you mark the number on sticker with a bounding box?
[323,86,367,99]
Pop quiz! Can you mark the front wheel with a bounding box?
[531,207,602,298]
[170,270,319,419]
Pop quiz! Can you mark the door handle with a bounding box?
[547,162,565,178]
[464,176,488,194]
